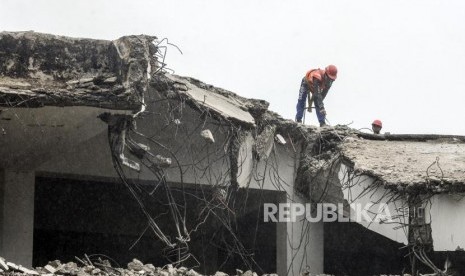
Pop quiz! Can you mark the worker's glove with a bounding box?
[320,108,327,116]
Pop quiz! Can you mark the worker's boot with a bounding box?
[319,122,327,127]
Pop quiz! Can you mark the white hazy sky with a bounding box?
[1,0,465,135]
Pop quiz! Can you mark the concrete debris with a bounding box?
[200,129,215,143]
[153,154,172,168]
[103,77,118,84]
[0,256,303,276]
[173,119,181,125]
[186,269,201,276]
[341,137,465,192]
[275,134,286,145]
[127,258,144,271]
[0,257,325,276]
[121,156,141,171]
[4,261,39,275]
[0,257,8,271]
[43,265,56,274]
[127,141,150,159]
[255,125,275,160]
[0,31,156,111]
[161,74,258,127]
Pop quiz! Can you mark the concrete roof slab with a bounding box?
[166,74,255,126]
[342,138,465,190]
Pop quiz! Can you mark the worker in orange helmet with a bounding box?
[372,120,382,134]
[295,65,338,126]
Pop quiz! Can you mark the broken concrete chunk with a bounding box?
[44,264,57,273]
[177,267,188,274]
[214,272,228,276]
[128,258,144,271]
[103,76,118,83]
[275,134,286,145]
[6,81,31,89]
[121,156,141,171]
[83,265,95,273]
[242,270,254,276]
[255,126,276,160]
[166,264,175,275]
[154,155,172,168]
[128,141,150,159]
[79,77,94,84]
[0,258,8,271]
[201,129,215,143]
[173,82,188,91]
[6,262,38,275]
[66,80,79,85]
[63,261,79,272]
[77,81,94,88]
[173,119,181,125]
[186,269,201,276]
[6,261,18,270]
[142,263,155,273]
[20,266,39,275]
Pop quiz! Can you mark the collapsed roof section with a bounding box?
[341,135,465,194]
[0,31,156,111]
[2,31,465,197]
[294,129,465,202]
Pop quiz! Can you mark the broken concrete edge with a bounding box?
[149,73,316,144]
[151,73,257,129]
[0,31,157,112]
[340,154,465,195]
[358,132,465,142]
[294,126,465,200]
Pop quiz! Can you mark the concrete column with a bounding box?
[280,192,324,276]
[0,170,35,267]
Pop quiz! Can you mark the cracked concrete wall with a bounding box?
[340,164,409,245]
[427,194,465,251]
[339,157,465,251]
[38,106,231,186]
[0,170,35,267]
[247,142,324,275]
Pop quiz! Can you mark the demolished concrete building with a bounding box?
[0,31,464,275]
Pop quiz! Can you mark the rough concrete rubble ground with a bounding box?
[0,256,338,276]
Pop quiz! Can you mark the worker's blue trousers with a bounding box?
[295,78,325,124]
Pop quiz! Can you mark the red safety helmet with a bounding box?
[325,65,338,80]
[372,120,382,127]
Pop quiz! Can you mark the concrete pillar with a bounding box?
[0,170,35,267]
[276,192,324,276]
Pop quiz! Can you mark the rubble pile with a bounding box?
[0,257,285,276]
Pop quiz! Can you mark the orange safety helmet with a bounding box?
[372,120,382,127]
[325,65,338,80]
